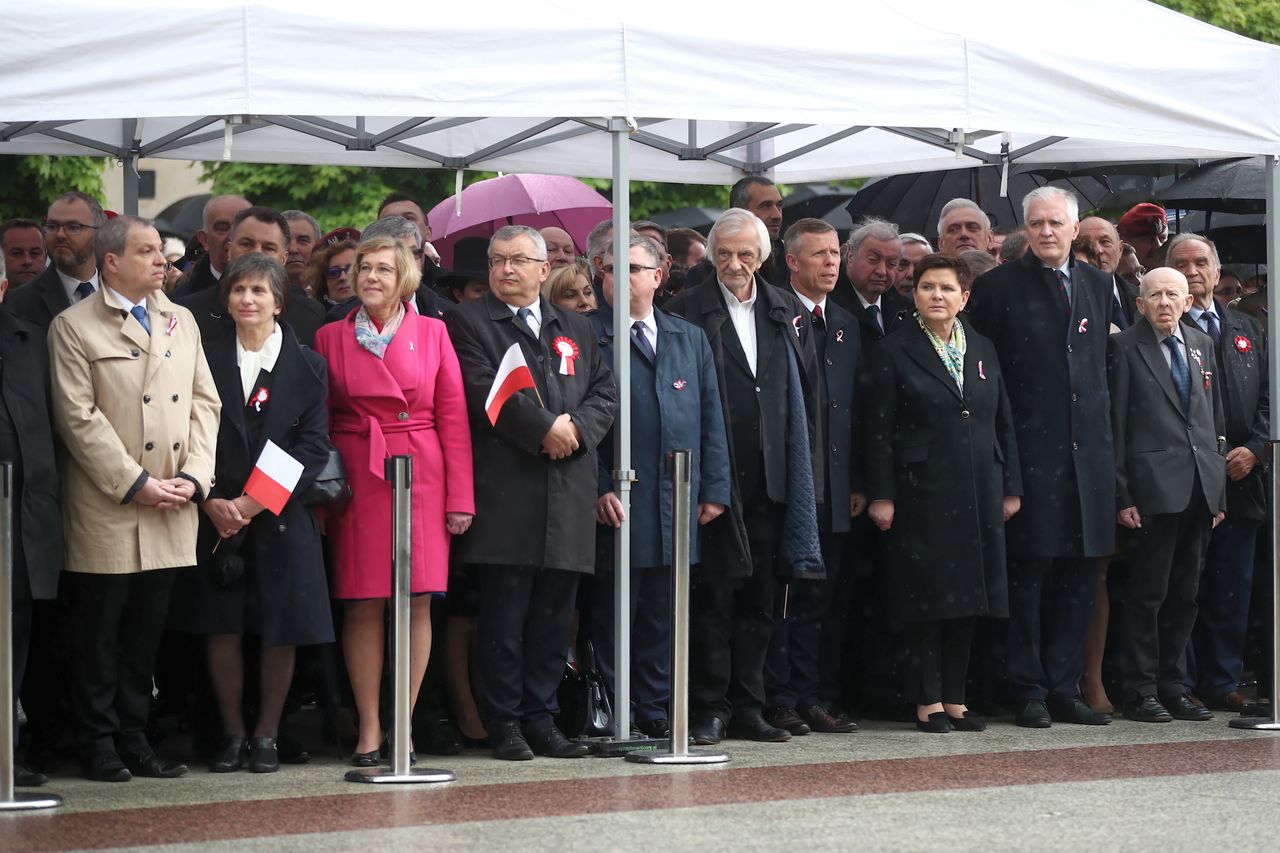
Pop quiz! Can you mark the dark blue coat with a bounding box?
[797,294,860,533]
[589,306,731,567]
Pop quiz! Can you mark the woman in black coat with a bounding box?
[864,253,1022,733]
[170,254,333,772]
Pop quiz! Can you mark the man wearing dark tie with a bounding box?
[588,235,730,740]
[1108,266,1226,722]
[764,218,862,735]
[168,195,251,300]
[1170,235,1269,713]
[7,192,105,328]
[832,218,909,345]
[1078,216,1138,330]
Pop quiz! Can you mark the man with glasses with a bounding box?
[8,192,106,328]
[445,224,616,761]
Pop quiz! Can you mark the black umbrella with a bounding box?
[650,205,723,234]
[844,167,1109,243]
[151,193,212,241]
[1159,157,1265,215]
[782,184,856,232]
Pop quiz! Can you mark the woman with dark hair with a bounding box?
[170,253,334,772]
[863,253,1022,733]
[307,238,358,308]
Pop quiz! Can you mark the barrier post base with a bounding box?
[589,736,668,757]
[344,767,456,784]
[625,748,729,765]
[1227,717,1280,731]
[0,792,63,811]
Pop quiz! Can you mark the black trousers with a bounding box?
[1006,555,1098,703]
[1188,516,1260,697]
[689,497,783,722]
[63,568,177,755]
[765,529,846,709]
[591,562,672,725]
[1120,500,1211,701]
[475,564,579,734]
[901,617,976,706]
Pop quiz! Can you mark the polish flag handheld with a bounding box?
[243,439,305,516]
[485,343,536,426]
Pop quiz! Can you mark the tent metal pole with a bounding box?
[122,156,139,216]
[1230,154,1280,731]
[610,118,633,741]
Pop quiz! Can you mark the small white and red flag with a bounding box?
[485,343,536,426]
[244,439,305,516]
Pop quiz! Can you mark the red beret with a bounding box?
[320,226,361,247]
[1117,203,1168,238]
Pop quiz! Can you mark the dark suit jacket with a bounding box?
[0,309,63,600]
[1109,317,1226,517]
[966,252,1116,558]
[6,265,72,329]
[1183,302,1269,521]
[1113,274,1140,328]
[175,283,324,347]
[445,293,617,573]
[588,305,731,567]
[168,254,217,301]
[864,317,1020,622]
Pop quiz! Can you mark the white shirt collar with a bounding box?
[57,269,99,304]
[855,289,880,311]
[106,285,145,313]
[792,288,826,315]
[237,324,284,404]
[717,278,757,310]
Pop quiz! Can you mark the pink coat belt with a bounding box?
[332,414,435,480]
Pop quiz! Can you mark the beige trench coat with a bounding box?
[48,286,220,573]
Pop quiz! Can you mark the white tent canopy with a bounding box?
[4,0,1280,181]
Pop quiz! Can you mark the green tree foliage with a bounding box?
[0,155,106,221]
[1153,0,1280,44]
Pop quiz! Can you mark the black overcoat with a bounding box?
[864,318,1021,622]
[169,323,334,646]
[6,265,70,329]
[966,252,1116,558]
[444,293,617,573]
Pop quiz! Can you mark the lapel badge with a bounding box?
[409,340,415,351]
[673,379,687,391]
[1077,317,1089,334]
[835,328,844,343]
[792,315,803,336]
[553,336,580,376]
[1235,335,1252,353]
[251,386,270,412]
[978,360,987,380]
[166,315,178,336]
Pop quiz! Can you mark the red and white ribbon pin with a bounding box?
[553,336,579,376]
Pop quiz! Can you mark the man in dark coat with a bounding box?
[664,209,824,746]
[1170,235,1270,713]
[168,195,251,301]
[831,218,909,339]
[444,225,617,761]
[764,218,861,736]
[588,235,731,739]
[1078,216,1138,330]
[966,186,1116,728]
[175,207,324,347]
[1109,267,1226,722]
[7,192,105,328]
[0,304,64,787]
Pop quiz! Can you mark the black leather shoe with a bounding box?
[490,721,534,761]
[81,751,132,783]
[1202,691,1251,713]
[1161,693,1214,721]
[122,749,188,778]
[946,711,987,732]
[1047,695,1112,726]
[798,705,858,733]
[15,765,47,787]
[636,718,671,739]
[728,710,791,742]
[248,737,279,773]
[350,749,380,767]
[764,706,811,736]
[916,711,952,733]
[1015,699,1052,728]
[1125,695,1173,723]
[210,736,246,773]
[526,725,589,758]
[690,715,726,745]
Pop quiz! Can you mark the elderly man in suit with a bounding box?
[1109,266,1226,722]
[1169,234,1269,713]
[444,225,616,761]
[833,218,909,344]
[1078,216,1138,330]
[169,195,251,300]
[588,235,730,739]
[7,192,106,328]
[664,209,824,745]
[48,215,220,781]
[966,186,1117,728]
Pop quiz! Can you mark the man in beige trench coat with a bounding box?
[47,215,220,782]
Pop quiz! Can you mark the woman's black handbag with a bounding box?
[300,446,352,506]
[555,640,614,738]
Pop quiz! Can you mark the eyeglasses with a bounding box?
[488,255,545,269]
[44,221,99,236]
[327,263,352,278]
[602,264,659,275]
[410,248,425,259]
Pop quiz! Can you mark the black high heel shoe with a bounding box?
[249,737,280,773]
[350,749,381,767]
[915,712,953,733]
[210,736,247,773]
[947,711,987,732]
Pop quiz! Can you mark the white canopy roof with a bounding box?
[4,0,1279,182]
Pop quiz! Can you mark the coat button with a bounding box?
[831,400,838,408]
[277,523,287,532]
[537,355,545,363]
[172,394,179,402]
[397,412,409,421]
[173,442,180,450]
[826,358,833,366]
[755,386,762,393]
[143,395,151,403]
[961,410,970,419]
[165,351,172,358]
[130,348,140,357]
[1071,393,1078,402]
[1072,441,1079,451]
[144,442,154,451]
[1067,345,1073,354]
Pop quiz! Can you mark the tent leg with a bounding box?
[610,119,633,742]
[122,155,139,216]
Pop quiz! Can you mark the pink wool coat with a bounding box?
[315,310,474,598]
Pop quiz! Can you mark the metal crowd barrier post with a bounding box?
[0,462,62,810]
[628,450,728,766]
[1229,442,1280,731]
[346,456,456,783]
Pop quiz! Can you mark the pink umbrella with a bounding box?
[427,174,612,267]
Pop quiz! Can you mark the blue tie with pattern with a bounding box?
[1164,336,1190,415]
[1203,312,1221,346]
[75,281,94,301]
[130,305,151,336]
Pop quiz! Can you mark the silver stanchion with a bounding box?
[628,450,728,765]
[346,456,456,783]
[0,462,62,810]
[1229,441,1280,731]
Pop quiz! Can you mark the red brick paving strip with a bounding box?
[6,738,1279,851]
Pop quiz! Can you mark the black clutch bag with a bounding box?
[300,446,352,506]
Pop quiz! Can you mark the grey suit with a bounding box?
[1108,316,1226,702]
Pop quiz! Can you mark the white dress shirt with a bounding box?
[718,279,758,375]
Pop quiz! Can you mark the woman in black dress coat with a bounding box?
[171,254,333,771]
[864,253,1022,733]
